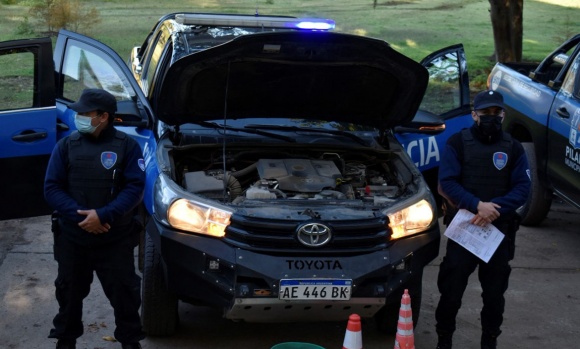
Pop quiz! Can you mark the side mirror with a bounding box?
[113,115,149,128]
[394,110,445,135]
[114,100,149,128]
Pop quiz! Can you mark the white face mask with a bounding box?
[74,114,100,134]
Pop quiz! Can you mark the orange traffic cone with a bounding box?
[342,313,363,349]
[393,289,415,349]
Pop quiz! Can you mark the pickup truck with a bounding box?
[488,34,580,226]
[0,12,473,336]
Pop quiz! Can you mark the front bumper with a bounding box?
[149,219,440,322]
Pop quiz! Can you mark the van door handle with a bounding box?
[12,131,48,142]
[556,107,570,118]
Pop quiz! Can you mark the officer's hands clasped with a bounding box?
[77,209,111,234]
[471,201,501,227]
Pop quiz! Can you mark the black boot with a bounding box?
[435,332,453,349]
[56,339,76,349]
[481,331,499,349]
[121,343,142,349]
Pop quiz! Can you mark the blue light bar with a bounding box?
[294,19,335,30]
[175,14,335,31]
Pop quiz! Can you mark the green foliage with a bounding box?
[0,0,578,88]
[0,51,35,110]
[16,16,35,35]
[28,0,101,34]
[1,0,19,4]
[553,14,576,43]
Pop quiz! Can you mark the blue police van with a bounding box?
[0,13,473,335]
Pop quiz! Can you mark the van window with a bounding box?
[61,40,134,102]
[0,50,34,111]
[143,26,170,93]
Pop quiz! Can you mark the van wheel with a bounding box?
[141,232,179,336]
[517,142,552,226]
[374,271,422,334]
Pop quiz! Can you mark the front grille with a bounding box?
[224,214,390,254]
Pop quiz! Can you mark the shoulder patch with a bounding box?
[493,151,508,170]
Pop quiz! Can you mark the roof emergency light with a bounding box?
[175,14,335,31]
[295,20,335,30]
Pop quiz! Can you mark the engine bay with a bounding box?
[168,143,412,206]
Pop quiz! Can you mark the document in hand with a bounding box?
[443,209,505,263]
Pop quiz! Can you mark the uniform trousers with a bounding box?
[435,236,512,336]
[48,232,145,344]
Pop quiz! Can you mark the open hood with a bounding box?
[155,31,429,131]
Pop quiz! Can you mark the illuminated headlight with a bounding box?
[386,199,435,240]
[154,174,233,237]
[168,199,231,237]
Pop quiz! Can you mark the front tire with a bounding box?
[141,232,179,336]
[517,142,552,226]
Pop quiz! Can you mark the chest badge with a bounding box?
[101,151,118,170]
[493,151,508,170]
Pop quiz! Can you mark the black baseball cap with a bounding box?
[473,90,504,110]
[69,88,117,114]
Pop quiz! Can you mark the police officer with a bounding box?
[44,89,146,349]
[434,90,530,349]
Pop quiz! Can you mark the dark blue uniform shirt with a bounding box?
[44,125,145,227]
[438,124,530,217]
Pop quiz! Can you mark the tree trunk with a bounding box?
[488,0,524,63]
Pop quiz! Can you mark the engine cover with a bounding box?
[256,159,341,193]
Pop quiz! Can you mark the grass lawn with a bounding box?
[1,0,578,89]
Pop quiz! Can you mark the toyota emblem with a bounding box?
[296,222,332,247]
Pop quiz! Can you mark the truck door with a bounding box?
[0,38,56,220]
[396,44,472,173]
[548,50,580,207]
[52,29,156,210]
[393,44,472,213]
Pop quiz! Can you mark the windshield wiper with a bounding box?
[244,124,372,147]
[195,121,296,142]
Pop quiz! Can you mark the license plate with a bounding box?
[279,279,352,300]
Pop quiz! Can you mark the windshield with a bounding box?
[172,23,290,63]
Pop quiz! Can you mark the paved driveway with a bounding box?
[1,201,578,348]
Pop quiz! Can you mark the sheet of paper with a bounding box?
[444,209,504,263]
